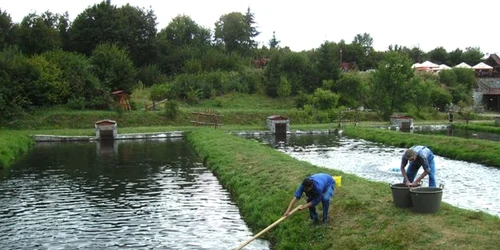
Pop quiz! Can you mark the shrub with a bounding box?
[164,100,179,119]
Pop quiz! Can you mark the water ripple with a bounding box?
[278,136,500,217]
[0,140,269,250]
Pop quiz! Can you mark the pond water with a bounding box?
[413,128,500,141]
[0,139,269,250]
[245,133,500,217]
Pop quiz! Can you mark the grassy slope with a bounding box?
[0,131,33,168]
[187,128,500,250]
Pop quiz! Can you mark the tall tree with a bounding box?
[160,15,211,47]
[214,11,257,55]
[352,32,373,56]
[372,51,414,119]
[402,46,425,63]
[68,0,118,55]
[0,9,18,49]
[269,31,280,49]
[18,11,63,55]
[426,46,447,64]
[447,48,463,66]
[314,41,341,87]
[244,7,260,50]
[116,4,157,66]
[69,0,157,66]
[156,15,212,75]
[57,12,71,51]
[462,47,483,66]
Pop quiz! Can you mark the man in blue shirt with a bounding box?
[401,145,436,187]
[283,173,336,224]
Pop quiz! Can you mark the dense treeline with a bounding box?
[0,0,481,122]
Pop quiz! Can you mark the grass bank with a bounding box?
[342,126,500,168]
[452,121,500,133]
[0,131,34,169]
[186,128,500,250]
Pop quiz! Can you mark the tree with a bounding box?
[314,41,340,87]
[330,73,367,108]
[18,11,63,55]
[311,88,339,110]
[214,11,257,55]
[277,76,291,98]
[388,44,404,51]
[407,77,434,114]
[115,4,157,66]
[402,46,425,63]
[160,15,211,47]
[244,7,260,50]
[57,12,71,51]
[69,0,157,66]
[462,47,483,66]
[0,47,36,119]
[42,49,110,109]
[68,0,119,55]
[372,51,414,119]
[352,32,373,56]
[0,9,18,49]
[426,46,447,64]
[90,43,137,94]
[269,31,280,49]
[156,15,218,75]
[447,48,463,66]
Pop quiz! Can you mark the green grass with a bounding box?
[0,131,33,169]
[189,93,296,110]
[187,129,500,250]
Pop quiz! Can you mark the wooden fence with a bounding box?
[191,110,224,129]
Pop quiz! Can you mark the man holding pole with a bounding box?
[284,173,336,224]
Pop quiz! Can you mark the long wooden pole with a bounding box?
[235,206,302,250]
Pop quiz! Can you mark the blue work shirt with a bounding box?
[294,173,335,206]
[401,145,433,172]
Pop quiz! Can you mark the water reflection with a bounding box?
[247,133,500,217]
[0,139,269,250]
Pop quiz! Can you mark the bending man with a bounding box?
[284,173,335,224]
[401,145,436,187]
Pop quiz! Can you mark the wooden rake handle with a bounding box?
[235,206,302,250]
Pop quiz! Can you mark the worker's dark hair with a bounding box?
[302,178,313,188]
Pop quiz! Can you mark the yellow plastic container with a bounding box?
[333,176,342,187]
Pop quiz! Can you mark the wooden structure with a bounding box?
[95,119,117,140]
[143,98,168,111]
[340,62,358,72]
[390,114,413,132]
[111,90,131,111]
[191,110,223,129]
[484,54,500,77]
[253,58,270,68]
[337,109,360,127]
[267,115,289,134]
[476,78,500,111]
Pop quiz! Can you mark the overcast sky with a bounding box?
[2,0,499,55]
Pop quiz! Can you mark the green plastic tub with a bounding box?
[390,183,412,208]
[410,186,443,214]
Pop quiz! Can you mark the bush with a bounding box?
[164,100,179,119]
[67,97,86,110]
[150,83,176,102]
